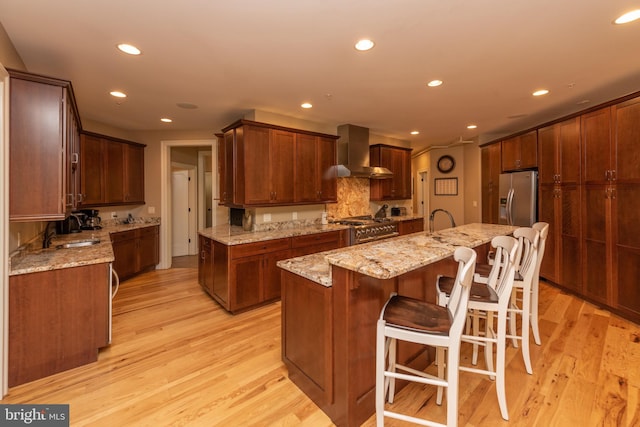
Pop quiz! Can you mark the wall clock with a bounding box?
[437,155,455,174]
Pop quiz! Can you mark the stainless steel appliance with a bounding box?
[334,215,399,245]
[498,171,538,226]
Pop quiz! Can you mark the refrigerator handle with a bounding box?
[506,188,514,225]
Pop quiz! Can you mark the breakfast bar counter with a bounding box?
[278,223,516,427]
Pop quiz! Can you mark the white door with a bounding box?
[172,170,190,256]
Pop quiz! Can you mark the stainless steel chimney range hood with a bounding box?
[336,124,393,179]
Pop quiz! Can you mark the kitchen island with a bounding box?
[277,223,517,427]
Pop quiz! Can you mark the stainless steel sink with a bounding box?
[56,239,101,249]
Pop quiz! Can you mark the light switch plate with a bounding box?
[263,213,272,222]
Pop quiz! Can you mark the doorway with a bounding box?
[417,170,429,231]
[171,163,197,257]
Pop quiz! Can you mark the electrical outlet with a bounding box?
[292,212,298,220]
[263,213,272,222]
[148,206,155,214]
[473,200,478,207]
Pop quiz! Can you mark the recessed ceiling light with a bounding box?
[467,124,477,129]
[117,43,141,55]
[427,80,443,87]
[301,102,313,109]
[355,39,375,51]
[161,118,172,123]
[532,89,549,97]
[410,131,420,135]
[110,91,127,98]
[614,9,640,24]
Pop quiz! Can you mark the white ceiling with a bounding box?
[1,0,639,152]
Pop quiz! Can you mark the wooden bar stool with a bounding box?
[435,235,519,420]
[376,246,477,427]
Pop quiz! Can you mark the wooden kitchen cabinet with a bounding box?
[80,131,146,206]
[8,69,80,221]
[205,237,291,313]
[198,235,214,295]
[221,119,338,207]
[537,117,581,285]
[111,225,159,280]
[501,130,537,172]
[294,134,338,203]
[481,143,501,224]
[9,263,110,386]
[397,218,424,235]
[369,144,412,200]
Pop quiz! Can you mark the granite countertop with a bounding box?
[277,223,518,287]
[199,223,351,245]
[9,222,160,276]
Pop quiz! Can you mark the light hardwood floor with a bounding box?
[2,266,639,426]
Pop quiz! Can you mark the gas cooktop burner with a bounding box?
[334,215,399,244]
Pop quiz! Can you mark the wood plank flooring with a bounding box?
[2,265,639,426]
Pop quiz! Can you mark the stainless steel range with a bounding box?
[334,215,399,245]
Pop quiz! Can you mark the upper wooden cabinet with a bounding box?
[294,134,337,203]
[220,120,338,207]
[481,143,501,224]
[8,69,81,221]
[369,144,412,200]
[537,117,581,186]
[80,132,146,206]
[501,130,537,172]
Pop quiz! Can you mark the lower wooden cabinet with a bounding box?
[199,230,347,313]
[397,218,424,235]
[9,263,110,387]
[111,225,159,280]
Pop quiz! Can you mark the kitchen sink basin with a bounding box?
[56,239,101,249]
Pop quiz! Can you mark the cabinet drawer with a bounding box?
[137,225,159,237]
[110,229,135,243]
[291,231,341,249]
[230,238,291,259]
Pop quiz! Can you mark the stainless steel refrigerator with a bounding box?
[498,171,537,226]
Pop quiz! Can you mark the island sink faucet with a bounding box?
[429,209,456,232]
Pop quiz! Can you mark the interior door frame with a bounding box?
[1,64,9,398]
[160,139,215,269]
[417,169,429,231]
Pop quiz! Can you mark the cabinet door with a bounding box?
[294,134,319,202]
[582,107,612,185]
[537,125,557,185]
[270,129,295,203]
[582,184,609,304]
[538,184,559,283]
[613,183,640,320]
[65,94,81,210]
[198,236,214,295]
[230,256,262,311]
[111,232,137,280]
[518,130,538,169]
[105,140,125,204]
[138,226,159,270]
[124,144,145,203]
[80,134,106,205]
[9,78,65,220]
[318,137,337,201]
[501,136,520,171]
[481,144,501,224]
[560,185,582,293]
[558,117,581,185]
[612,96,640,183]
[212,241,229,306]
[242,125,272,205]
[263,249,291,301]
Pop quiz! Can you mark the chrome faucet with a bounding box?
[429,209,456,232]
